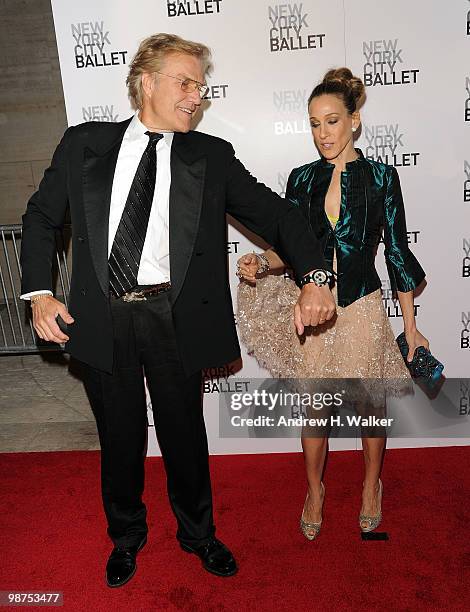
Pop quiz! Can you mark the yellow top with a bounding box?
[327,213,339,224]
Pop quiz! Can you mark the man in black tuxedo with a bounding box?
[20,34,335,586]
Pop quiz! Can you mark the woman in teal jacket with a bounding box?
[237,68,428,539]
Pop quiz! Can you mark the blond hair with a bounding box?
[126,33,212,109]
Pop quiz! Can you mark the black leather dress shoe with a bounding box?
[180,537,237,577]
[106,536,147,588]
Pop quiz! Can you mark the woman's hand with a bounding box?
[404,328,429,362]
[236,253,260,283]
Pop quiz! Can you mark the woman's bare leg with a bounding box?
[360,436,385,527]
[301,436,328,529]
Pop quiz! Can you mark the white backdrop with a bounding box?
[50,0,470,454]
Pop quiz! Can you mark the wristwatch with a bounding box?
[299,269,334,288]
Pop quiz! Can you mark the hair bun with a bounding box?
[323,68,365,108]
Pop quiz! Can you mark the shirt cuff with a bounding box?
[20,290,53,300]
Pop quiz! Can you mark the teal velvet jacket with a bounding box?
[285,149,425,307]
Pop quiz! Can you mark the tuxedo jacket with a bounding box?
[21,118,327,374]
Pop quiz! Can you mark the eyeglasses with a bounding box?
[155,71,209,98]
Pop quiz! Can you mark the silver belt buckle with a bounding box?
[122,290,146,302]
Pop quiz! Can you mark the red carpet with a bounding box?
[1,447,469,611]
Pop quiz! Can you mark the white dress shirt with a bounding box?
[109,113,172,285]
[21,112,172,299]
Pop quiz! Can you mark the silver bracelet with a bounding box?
[255,253,270,275]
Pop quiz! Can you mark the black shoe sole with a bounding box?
[180,543,238,577]
[105,536,147,588]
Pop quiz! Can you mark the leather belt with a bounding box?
[111,282,171,302]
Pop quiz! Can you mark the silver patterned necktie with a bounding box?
[108,131,164,297]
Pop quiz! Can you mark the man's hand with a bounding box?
[294,283,336,334]
[31,296,74,344]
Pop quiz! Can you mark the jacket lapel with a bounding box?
[82,118,131,297]
[169,132,206,304]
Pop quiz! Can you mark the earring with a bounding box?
[352,127,357,133]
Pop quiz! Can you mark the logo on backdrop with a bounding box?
[273,88,310,135]
[203,84,229,100]
[268,2,325,52]
[465,77,470,121]
[379,230,420,246]
[167,0,223,17]
[72,21,127,69]
[362,39,419,87]
[460,381,469,415]
[465,161,470,202]
[227,241,240,255]
[363,123,419,167]
[82,105,119,122]
[461,312,470,349]
[202,365,249,393]
[467,2,470,36]
[381,279,420,318]
[463,239,470,278]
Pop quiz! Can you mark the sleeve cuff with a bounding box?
[20,290,53,300]
[385,251,425,293]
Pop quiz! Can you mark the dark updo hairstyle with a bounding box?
[308,67,366,114]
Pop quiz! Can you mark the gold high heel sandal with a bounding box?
[359,479,383,532]
[300,482,325,541]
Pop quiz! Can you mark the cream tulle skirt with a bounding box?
[237,271,411,393]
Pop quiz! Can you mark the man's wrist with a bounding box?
[20,290,53,301]
[30,294,52,304]
[299,269,334,288]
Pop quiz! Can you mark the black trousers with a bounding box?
[79,290,215,549]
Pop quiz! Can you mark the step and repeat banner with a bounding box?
[50,0,469,454]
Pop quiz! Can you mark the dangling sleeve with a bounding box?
[382,166,425,292]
